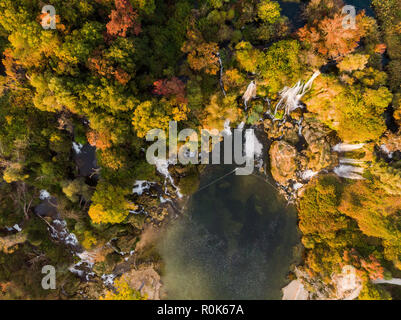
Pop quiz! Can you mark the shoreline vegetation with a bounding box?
[0,0,401,300]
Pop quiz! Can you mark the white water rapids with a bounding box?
[154,158,183,198]
[334,165,365,180]
[332,143,365,153]
[243,81,257,108]
[332,144,366,180]
[274,71,320,118]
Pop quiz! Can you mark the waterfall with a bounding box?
[47,219,95,281]
[223,119,232,136]
[101,274,117,286]
[72,142,83,154]
[380,144,394,159]
[243,81,257,108]
[300,170,318,181]
[155,158,183,198]
[245,129,264,169]
[372,278,401,286]
[39,189,51,200]
[216,52,226,97]
[333,143,366,179]
[297,117,304,137]
[334,165,365,180]
[6,224,22,232]
[132,180,156,196]
[332,143,365,153]
[293,183,304,190]
[274,71,320,118]
[245,130,263,159]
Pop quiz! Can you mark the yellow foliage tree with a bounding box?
[202,94,243,132]
[100,278,147,300]
[88,182,137,224]
[132,99,188,138]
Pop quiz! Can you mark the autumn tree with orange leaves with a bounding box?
[153,77,187,104]
[107,0,141,38]
[298,12,368,60]
[344,249,386,281]
[87,130,112,150]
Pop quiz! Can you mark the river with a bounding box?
[157,165,301,300]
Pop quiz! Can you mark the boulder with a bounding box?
[263,119,300,145]
[269,140,298,185]
[302,120,338,172]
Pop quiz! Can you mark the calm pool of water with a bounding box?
[158,165,301,300]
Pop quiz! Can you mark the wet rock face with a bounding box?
[301,120,339,172]
[270,140,299,185]
[263,119,300,145]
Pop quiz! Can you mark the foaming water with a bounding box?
[158,166,301,299]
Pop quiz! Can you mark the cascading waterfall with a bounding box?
[332,144,366,179]
[274,71,321,118]
[332,143,365,153]
[155,158,183,198]
[334,165,365,180]
[132,180,156,196]
[300,170,318,181]
[243,81,257,108]
[223,119,232,136]
[216,52,226,97]
[72,142,83,154]
[245,130,263,158]
[237,121,245,130]
[47,219,96,281]
[297,117,304,137]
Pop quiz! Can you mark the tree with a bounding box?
[87,130,112,150]
[202,94,243,131]
[235,41,264,74]
[98,148,126,171]
[260,40,304,94]
[132,99,188,138]
[305,75,392,142]
[359,282,391,300]
[182,30,219,75]
[106,0,141,38]
[88,182,137,224]
[298,12,369,60]
[257,0,281,24]
[88,50,132,85]
[153,77,187,104]
[339,180,401,247]
[298,175,348,239]
[61,178,92,203]
[101,278,147,300]
[337,54,370,73]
